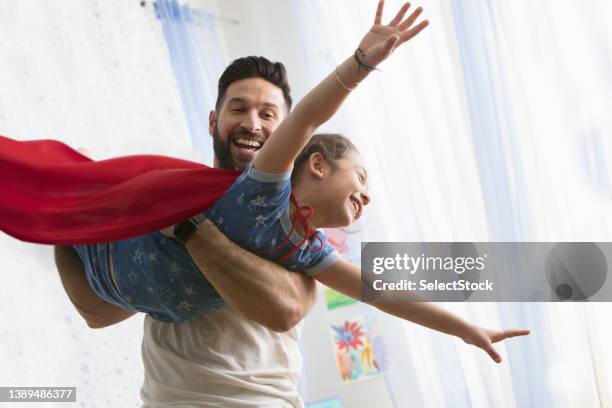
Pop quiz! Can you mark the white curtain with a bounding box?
[154,0,226,165]
[292,0,612,406]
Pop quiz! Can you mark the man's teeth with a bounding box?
[234,138,263,148]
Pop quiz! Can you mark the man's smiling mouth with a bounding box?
[232,137,263,151]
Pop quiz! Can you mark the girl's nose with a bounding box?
[361,191,371,206]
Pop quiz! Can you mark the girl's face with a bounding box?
[318,151,370,228]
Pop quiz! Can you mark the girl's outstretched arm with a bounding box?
[315,258,530,363]
[253,1,429,174]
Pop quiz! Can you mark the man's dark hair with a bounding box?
[216,56,292,112]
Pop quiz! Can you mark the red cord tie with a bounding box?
[258,193,323,262]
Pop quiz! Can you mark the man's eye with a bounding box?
[231,108,245,113]
[262,112,275,119]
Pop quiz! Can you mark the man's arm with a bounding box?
[54,245,136,328]
[184,219,317,332]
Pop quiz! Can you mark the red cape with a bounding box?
[0,135,241,245]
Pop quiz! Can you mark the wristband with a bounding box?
[173,217,201,244]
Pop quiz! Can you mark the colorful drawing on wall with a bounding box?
[325,287,358,310]
[330,315,389,382]
[367,315,392,373]
[306,396,343,408]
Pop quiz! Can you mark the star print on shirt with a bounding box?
[157,285,175,301]
[177,301,193,311]
[128,270,139,284]
[133,246,145,264]
[236,193,245,205]
[251,195,267,207]
[183,286,197,297]
[255,215,266,228]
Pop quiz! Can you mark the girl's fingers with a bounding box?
[388,2,411,27]
[374,0,385,25]
[397,6,423,31]
[398,19,429,45]
[486,346,502,363]
[493,329,531,342]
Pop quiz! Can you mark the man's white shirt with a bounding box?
[140,307,304,407]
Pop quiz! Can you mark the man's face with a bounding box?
[210,78,287,170]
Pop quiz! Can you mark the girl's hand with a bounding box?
[461,325,531,363]
[357,1,429,68]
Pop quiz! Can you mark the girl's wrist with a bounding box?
[336,54,372,92]
[454,319,476,342]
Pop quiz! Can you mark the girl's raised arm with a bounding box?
[253,1,429,174]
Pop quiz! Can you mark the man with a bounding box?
[55,56,315,406]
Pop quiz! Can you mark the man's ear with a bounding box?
[208,110,217,136]
[307,152,327,179]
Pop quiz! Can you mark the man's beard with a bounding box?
[212,126,264,170]
[212,126,236,170]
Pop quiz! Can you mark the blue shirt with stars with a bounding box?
[73,164,340,323]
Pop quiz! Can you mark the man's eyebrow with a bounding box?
[226,97,248,105]
[261,102,280,111]
[225,98,280,111]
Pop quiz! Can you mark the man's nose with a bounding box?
[241,111,262,133]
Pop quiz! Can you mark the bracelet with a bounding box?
[354,48,378,72]
[335,67,357,91]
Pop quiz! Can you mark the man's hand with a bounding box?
[357,1,429,68]
[184,218,317,331]
[159,225,174,238]
[461,325,531,363]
